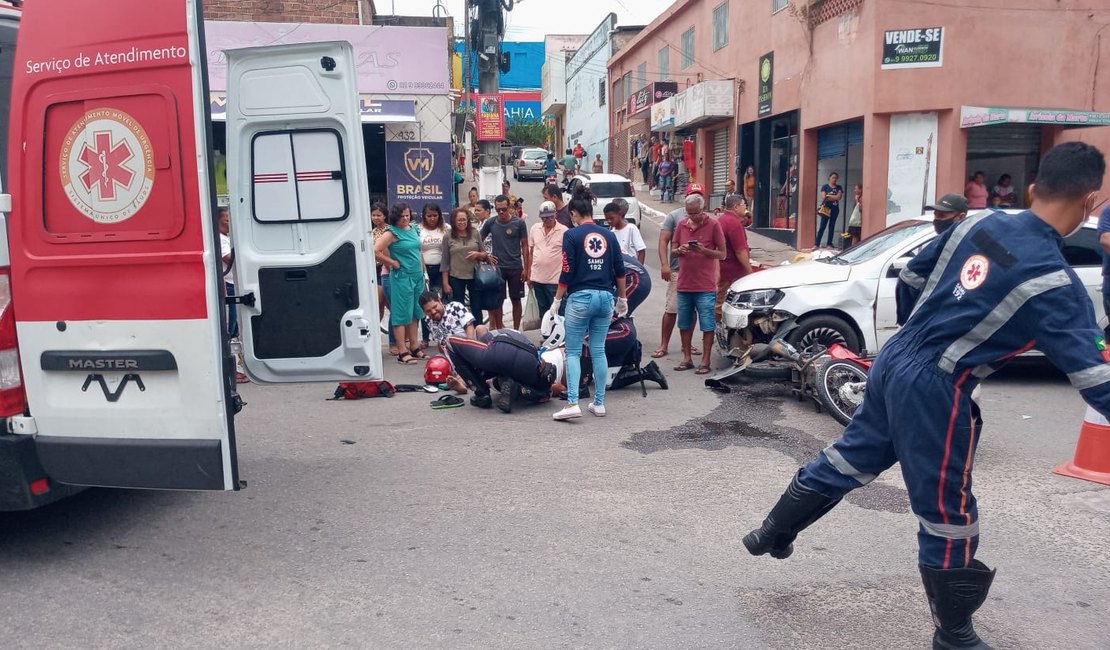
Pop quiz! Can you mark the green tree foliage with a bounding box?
[505,119,553,148]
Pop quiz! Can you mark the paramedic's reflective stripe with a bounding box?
[917,516,979,539]
[899,267,926,290]
[938,270,1072,373]
[910,211,991,321]
[1068,364,1110,390]
[822,445,876,485]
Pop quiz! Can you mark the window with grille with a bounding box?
[772,0,789,12]
[599,77,606,106]
[681,27,695,69]
[658,46,670,81]
[713,2,729,51]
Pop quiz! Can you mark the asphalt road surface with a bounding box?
[2,177,1108,649]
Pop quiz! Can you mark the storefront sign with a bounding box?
[675,79,734,129]
[960,105,1110,128]
[502,91,542,125]
[210,93,415,123]
[650,96,675,131]
[205,21,449,95]
[758,52,773,117]
[628,82,678,117]
[475,94,505,141]
[567,13,615,79]
[881,27,944,70]
[385,140,453,207]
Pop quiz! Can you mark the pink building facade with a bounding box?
[609,0,1110,247]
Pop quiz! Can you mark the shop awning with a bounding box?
[209,93,416,123]
[961,105,1110,129]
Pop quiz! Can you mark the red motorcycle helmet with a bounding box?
[424,356,451,384]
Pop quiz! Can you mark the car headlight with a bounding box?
[726,288,784,310]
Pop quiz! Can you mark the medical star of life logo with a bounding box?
[960,254,990,291]
[59,108,155,224]
[584,232,608,258]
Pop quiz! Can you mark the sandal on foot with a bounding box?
[397,352,419,365]
[673,361,695,371]
[388,346,401,356]
[409,348,427,360]
[650,349,668,358]
[695,365,712,375]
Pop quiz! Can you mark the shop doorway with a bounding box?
[769,114,799,230]
[815,120,864,249]
[965,124,1041,209]
[739,110,799,245]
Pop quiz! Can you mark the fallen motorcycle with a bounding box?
[814,343,873,426]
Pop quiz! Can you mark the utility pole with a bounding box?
[475,0,508,199]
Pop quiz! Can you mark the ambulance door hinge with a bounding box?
[7,416,38,435]
[227,292,256,307]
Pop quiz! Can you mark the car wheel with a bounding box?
[786,314,861,354]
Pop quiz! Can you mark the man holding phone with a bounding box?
[671,192,726,374]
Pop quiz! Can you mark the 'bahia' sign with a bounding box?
[881,27,944,70]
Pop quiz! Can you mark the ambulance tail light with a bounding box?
[0,270,26,418]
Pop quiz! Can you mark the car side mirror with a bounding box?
[887,257,909,278]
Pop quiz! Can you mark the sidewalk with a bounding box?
[636,190,799,267]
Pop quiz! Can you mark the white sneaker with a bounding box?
[553,404,582,421]
[586,402,606,417]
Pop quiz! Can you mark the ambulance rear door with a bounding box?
[225,42,382,383]
[7,0,239,491]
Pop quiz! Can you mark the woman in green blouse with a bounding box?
[374,202,426,364]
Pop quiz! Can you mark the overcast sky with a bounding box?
[384,0,675,40]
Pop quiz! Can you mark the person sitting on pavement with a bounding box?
[445,328,560,413]
[420,291,476,353]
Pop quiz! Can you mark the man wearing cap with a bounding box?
[654,182,707,359]
[528,200,568,317]
[928,193,970,234]
[542,183,574,229]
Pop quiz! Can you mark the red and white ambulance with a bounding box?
[0,0,382,509]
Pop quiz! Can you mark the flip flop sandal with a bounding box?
[673,361,695,371]
[393,384,440,393]
[397,352,419,365]
[695,365,712,375]
[430,395,464,409]
[650,349,668,358]
[409,349,427,360]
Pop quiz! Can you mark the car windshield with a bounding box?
[824,219,933,265]
[523,150,547,160]
[589,181,633,198]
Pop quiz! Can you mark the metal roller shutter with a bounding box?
[967,124,1042,156]
[712,127,729,189]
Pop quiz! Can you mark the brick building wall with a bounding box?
[203,0,372,24]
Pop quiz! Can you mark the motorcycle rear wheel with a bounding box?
[815,358,868,426]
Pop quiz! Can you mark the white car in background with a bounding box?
[563,173,643,226]
[721,211,1104,355]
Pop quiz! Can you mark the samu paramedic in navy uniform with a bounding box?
[744,142,1110,650]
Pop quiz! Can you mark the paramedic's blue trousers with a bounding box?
[798,346,983,569]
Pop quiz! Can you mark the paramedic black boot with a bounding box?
[607,365,643,391]
[496,377,515,413]
[920,560,996,650]
[742,472,841,559]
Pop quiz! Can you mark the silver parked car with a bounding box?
[512,147,549,181]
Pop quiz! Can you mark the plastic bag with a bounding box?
[521,287,541,331]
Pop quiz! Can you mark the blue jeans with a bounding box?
[564,289,614,406]
[659,174,673,201]
[676,291,716,332]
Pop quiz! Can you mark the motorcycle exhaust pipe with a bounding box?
[769,339,802,363]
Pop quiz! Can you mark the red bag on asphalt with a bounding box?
[329,381,396,400]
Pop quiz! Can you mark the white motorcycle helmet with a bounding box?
[540,348,565,386]
[540,310,566,349]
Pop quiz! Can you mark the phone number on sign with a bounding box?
[884,54,939,64]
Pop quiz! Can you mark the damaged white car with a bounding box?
[716,213,1104,365]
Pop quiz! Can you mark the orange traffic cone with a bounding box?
[1053,405,1110,486]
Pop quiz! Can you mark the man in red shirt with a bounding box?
[672,192,726,374]
[650,137,663,189]
[716,194,754,320]
[682,136,696,182]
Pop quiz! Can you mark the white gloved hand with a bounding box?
[615,297,629,318]
[550,298,562,315]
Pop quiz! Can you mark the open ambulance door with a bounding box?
[225,42,382,384]
[6,0,239,491]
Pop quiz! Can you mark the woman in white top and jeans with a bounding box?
[418,203,447,348]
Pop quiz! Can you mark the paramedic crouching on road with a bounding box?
[743,142,1110,650]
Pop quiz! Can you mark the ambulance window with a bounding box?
[251,129,348,223]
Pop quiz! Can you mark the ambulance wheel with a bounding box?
[787,315,860,353]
